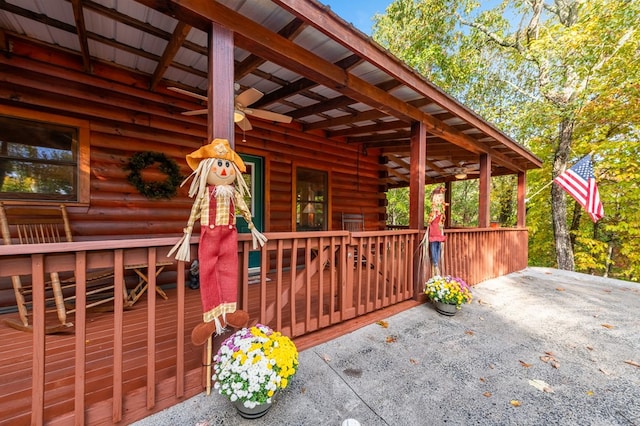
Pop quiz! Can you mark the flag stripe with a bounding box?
[553,154,604,222]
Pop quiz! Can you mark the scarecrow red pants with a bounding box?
[198,224,238,322]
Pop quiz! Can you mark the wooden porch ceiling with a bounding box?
[0,0,542,188]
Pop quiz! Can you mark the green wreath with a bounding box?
[125,151,183,199]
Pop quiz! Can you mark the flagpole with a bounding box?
[525,179,553,203]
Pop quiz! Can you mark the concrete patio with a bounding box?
[133,267,640,425]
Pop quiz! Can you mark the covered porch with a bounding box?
[0,227,527,424]
[0,0,540,424]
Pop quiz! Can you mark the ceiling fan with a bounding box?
[167,86,292,131]
[450,162,480,179]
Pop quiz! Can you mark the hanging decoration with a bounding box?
[125,151,183,199]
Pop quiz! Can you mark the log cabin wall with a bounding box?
[0,38,384,237]
[0,39,385,306]
[0,40,385,306]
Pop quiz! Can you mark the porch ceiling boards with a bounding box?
[0,0,542,188]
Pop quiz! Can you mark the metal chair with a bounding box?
[341,212,365,232]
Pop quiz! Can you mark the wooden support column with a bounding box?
[478,153,491,228]
[205,21,236,390]
[409,121,426,230]
[410,121,426,301]
[207,22,235,146]
[517,171,527,228]
[444,181,452,229]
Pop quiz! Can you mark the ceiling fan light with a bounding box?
[233,109,245,122]
[455,173,467,180]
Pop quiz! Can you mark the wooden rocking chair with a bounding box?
[0,202,115,333]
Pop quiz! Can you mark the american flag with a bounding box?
[554,154,604,222]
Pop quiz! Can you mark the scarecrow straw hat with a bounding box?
[186,138,246,172]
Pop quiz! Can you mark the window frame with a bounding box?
[0,105,90,205]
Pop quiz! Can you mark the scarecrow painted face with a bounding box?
[206,158,237,186]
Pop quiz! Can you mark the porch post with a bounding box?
[444,181,452,229]
[410,121,426,301]
[207,22,235,145]
[517,171,527,227]
[478,153,491,228]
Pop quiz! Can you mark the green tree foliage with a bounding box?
[374,0,640,280]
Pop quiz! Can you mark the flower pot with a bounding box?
[434,301,458,316]
[234,399,273,419]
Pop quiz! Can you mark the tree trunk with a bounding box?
[551,118,575,271]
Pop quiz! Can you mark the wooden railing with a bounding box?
[236,230,419,338]
[0,227,526,424]
[442,227,529,284]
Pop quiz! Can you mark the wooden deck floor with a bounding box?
[0,286,204,425]
[0,276,419,425]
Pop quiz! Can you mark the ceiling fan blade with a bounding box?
[182,109,208,116]
[236,117,253,131]
[167,86,208,102]
[235,88,263,108]
[244,108,293,124]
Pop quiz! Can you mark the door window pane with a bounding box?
[296,168,327,231]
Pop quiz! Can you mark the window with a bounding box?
[0,108,89,203]
[296,168,327,231]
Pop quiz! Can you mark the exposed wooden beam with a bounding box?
[235,18,306,80]
[273,0,542,168]
[253,54,362,108]
[348,130,412,144]
[0,29,7,52]
[83,0,207,55]
[150,21,192,91]
[71,0,92,73]
[303,108,386,131]
[328,120,406,138]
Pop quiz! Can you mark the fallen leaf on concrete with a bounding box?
[586,390,594,396]
[376,320,389,328]
[510,400,521,407]
[465,330,475,336]
[483,392,492,397]
[601,324,615,329]
[624,360,640,368]
[519,360,532,368]
[409,358,419,365]
[301,387,307,393]
[321,354,332,362]
[599,368,611,375]
[385,335,397,343]
[586,346,593,351]
[540,352,559,368]
[479,377,486,382]
[556,287,565,291]
[477,299,490,305]
[529,379,554,393]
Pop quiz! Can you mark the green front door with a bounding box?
[236,154,264,270]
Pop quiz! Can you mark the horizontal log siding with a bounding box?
[0,38,385,239]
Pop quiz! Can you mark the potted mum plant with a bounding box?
[424,275,473,316]
[213,324,299,419]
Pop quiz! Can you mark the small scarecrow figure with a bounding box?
[169,139,267,345]
[427,186,447,275]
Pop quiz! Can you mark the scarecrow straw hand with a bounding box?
[250,226,268,250]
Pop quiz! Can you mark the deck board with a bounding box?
[0,272,417,424]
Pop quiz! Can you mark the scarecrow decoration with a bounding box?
[420,186,447,276]
[169,139,267,345]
